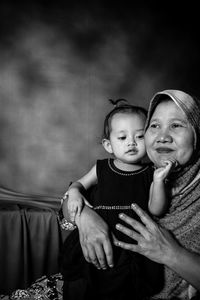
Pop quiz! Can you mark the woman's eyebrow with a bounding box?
[149,118,159,122]
[168,118,189,124]
[150,117,188,123]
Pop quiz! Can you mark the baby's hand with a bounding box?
[154,159,178,181]
[67,190,93,223]
[67,190,85,223]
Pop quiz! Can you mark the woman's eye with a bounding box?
[149,123,159,129]
[171,123,183,129]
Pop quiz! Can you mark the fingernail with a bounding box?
[116,224,121,229]
[131,203,136,209]
[109,264,114,268]
[119,213,124,219]
[114,241,121,246]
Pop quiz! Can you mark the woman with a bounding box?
[62,89,200,299]
[114,89,200,298]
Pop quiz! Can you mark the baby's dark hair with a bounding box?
[102,98,147,139]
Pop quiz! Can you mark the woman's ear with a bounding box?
[102,139,113,154]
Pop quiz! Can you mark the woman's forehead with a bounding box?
[151,100,186,120]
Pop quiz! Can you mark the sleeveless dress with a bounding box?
[60,159,163,300]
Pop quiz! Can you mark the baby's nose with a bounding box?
[128,138,136,145]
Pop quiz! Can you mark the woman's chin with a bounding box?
[153,157,168,168]
[153,155,179,168]
[154,159,181,173]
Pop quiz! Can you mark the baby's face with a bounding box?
[108,112,146,168]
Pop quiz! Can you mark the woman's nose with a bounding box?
[156,131,172,143]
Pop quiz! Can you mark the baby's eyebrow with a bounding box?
[117,130,126,134]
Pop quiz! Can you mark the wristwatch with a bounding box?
[58,191,77,231]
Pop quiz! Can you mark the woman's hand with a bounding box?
[114,203,200,290]
[114,203,180,266]
[75,205,114,270]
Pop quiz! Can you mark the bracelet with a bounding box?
[60,190,69,206]
[58,191,77,231]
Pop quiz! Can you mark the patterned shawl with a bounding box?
[146,90,200,299]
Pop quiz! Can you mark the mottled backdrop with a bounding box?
[0,1,199,195]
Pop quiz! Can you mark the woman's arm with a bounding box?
[114,203,200,290]
[75,205,114,270]
[62,165,114,269]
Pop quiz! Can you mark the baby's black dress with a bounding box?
[60,159,163,300]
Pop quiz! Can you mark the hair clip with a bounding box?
[108,98,129,107]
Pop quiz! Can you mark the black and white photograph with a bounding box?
[0,1,200,299]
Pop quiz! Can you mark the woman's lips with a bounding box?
[155,147,174,153]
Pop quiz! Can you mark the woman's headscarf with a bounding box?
[145,90,200,299]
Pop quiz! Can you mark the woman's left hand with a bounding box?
[114,203,180,266]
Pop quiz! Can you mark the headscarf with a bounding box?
[146,90,200,299]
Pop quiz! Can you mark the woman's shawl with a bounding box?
[154,157,200,299]
[146,90,200,299]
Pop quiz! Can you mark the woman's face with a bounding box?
[145,100,195,168]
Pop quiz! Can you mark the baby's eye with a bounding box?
[118,136,126,140]
[135,134,144,140]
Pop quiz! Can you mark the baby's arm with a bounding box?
[66,164,97,222]
[148,160,176,216]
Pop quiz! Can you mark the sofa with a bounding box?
[0,186,68,295]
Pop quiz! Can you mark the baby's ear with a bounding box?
[102,139,113,154]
